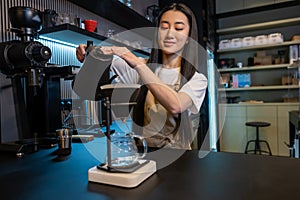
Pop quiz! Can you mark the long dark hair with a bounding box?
[147,3,198,86]
[132,3,200,132]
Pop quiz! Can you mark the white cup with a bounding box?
[237,62,243,68]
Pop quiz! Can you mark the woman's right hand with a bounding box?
[76,44,87,63]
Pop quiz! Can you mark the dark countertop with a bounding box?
[1,143,300,200]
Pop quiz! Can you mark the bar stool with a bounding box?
[244,121,272,155]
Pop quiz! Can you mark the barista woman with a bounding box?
[76,3,207,150]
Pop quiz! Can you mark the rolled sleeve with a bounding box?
[110,56,140,84]
[179,73,207,114]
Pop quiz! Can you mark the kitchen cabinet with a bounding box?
[219,104,247,153]
[219,103,299,156]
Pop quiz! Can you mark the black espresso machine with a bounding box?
[0,6,74,156]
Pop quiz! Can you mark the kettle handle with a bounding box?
[132,135,147,159]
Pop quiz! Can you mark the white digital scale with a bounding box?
[88,159,156,188]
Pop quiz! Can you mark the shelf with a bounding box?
[218,64,289,73]
[216,1,300,19]
[217,40,300,53]
[217,17,300,35]
[218,85,300,92]
[67,0,155,39]
[39,24,150,56]
[216,4,300,105]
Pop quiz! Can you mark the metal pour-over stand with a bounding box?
[73,42,156,187]
[88,94,156,188]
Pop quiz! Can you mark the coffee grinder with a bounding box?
[0,6,61,156]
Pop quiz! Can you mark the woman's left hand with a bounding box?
[100,46,144,69]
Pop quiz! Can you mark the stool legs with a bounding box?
[260,140,272,156]
[255,126,260,154]
[245,126,272,156]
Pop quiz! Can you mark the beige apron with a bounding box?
[142,72,199,149]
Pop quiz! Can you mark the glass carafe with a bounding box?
[108,132,147,169]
